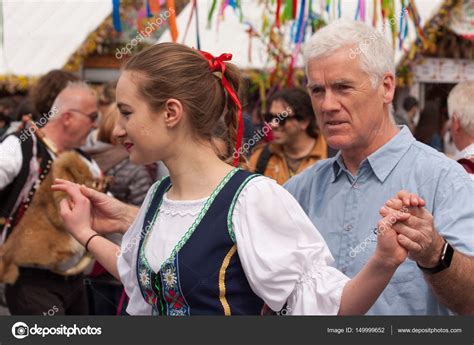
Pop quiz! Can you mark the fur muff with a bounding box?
[0,151,101,283]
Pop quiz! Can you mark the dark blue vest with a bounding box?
[136,169,265,315]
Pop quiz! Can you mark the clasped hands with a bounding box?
[377,190,445,269]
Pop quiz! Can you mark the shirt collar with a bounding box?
[331,126,415,183]
[331,151,345,182]
[367,126,415,182]
[454,143,474,161]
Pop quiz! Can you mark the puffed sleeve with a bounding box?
[0,135,23,190]
[116,182,158,315]
[232,176,350,315]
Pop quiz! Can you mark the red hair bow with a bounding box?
[199,50,243,167]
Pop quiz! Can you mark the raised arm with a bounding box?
[338,211,409,315]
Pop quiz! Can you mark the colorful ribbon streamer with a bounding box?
[146,0,152,18]
[149,0,161,15]
[275,0,282,28]
[112,0,122,32]
[182,0,196,43]
[167,0,178,42]
[360,0,366,21]
[195,0,201,49]
[207,0,218,28]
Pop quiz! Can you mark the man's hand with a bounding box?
[380,190,445,268]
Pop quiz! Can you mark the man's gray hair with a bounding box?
[50,81,96,118]
[304,19,395,88]
[448,81,474,137]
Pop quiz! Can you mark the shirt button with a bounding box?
[353,183,360,189]
[345,224,353,231]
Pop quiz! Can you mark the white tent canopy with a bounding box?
[0,0,444,77]
[158,0,444,69]
[0,0,112,77]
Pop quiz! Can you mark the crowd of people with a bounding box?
[0,19,473,316]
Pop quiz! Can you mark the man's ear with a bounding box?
[60,112,72,127]
[381,72,396,105]
[163,99,183,128]
[452,113,460,132]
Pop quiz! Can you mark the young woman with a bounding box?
[53,42,408,316]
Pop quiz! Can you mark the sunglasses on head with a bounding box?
[263,112,304,126]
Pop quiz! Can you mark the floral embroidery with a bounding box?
[139,269,150,288]
[163,268,177,288]
[160,258,190,316]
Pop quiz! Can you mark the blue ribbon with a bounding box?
[294,0,306,43]
[355,0,360,20]
[146,0,152,18]
[112,0,122,32]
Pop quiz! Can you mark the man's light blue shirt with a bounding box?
[285,126,474,315]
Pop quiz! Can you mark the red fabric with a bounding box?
[198,50,243,167]
[458,158,474,174]
[275,0,282,27]
[116,289,127,315]
[89,262,107,278]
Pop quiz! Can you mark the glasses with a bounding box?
[67,109,99,123]
[263,112,304,126]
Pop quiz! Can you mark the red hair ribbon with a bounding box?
[199,50,243,167]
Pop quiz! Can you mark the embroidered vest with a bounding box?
[0,132,94,240]
[0,133,51,238]
[136,169,265,315]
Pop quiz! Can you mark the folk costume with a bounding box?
[118,169,349,315]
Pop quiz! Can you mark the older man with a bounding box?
[285,20,474,315]
[0,81,100,314]
[447,81,474,178]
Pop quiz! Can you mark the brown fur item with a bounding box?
[0,151,103,283]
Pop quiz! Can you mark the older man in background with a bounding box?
[285,20,474,315]
[447,81,474,179]
[0,82,100,314]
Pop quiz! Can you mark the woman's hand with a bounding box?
[373,191,426,268]
[52,179,138,235]
[373,210,409,269]
[52,180,96,245]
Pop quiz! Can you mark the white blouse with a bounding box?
[117,175,349,315]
